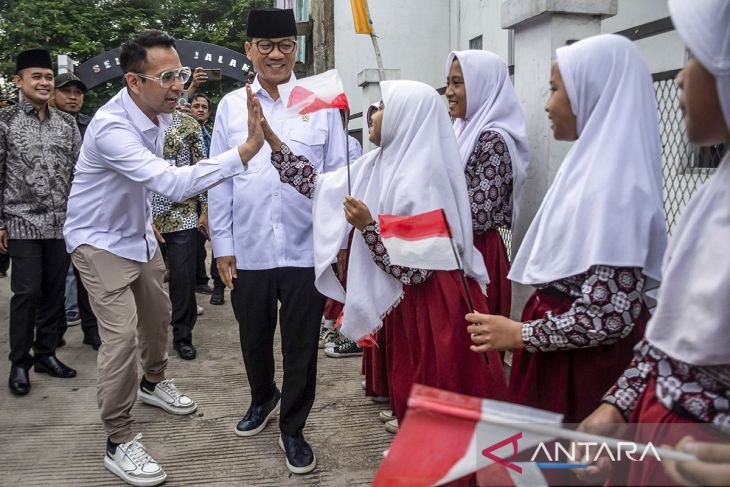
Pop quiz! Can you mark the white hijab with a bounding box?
[646,0,730,366]
[669,0,730,133]
[447,50,530,225]
[312,80,489,341]
[508,35,667,303]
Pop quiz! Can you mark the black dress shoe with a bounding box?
[195,284,214,295]
[235,387,281,437]
[210,287,225,305]
[8,365,31,395]
[34,355,77,378]
[279,432,316,474]
[83,332,102,351]
[174,342,197,360]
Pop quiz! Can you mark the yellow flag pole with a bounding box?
[363,0,386,81]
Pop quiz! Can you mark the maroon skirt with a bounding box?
[508,289,647,423]
[363,325,389,398]
[613,376,722,487]
[474,229,512,318]
[387,270,508,422]
[323,298,344,321]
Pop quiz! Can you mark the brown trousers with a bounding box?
[71,245,170,443]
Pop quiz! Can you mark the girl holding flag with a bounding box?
[253,80,508,426]
[577,1,730,484]
[466,34,668,424]
[445,50,529,318]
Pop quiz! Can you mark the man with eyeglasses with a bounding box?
[209,7,347,475]
[63,29,265,486]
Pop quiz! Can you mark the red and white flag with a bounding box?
[278,69,349,118]
[379,209,458,270]
[372,385,561,486]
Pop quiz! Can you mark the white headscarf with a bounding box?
[669,0,730,131]
[508,35,667,302]
[312,80,489,341]
[646,0,730,366]
[446,50,530,225]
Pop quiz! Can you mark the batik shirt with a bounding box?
[603,339,730,433]
[271,142,431,285]
[0,98,81,239]
[522,266,646,352]
[465,130,513,233]
[150,112,207,234]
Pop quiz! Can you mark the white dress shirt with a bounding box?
[348,135,363,162]
[209,75,347,270]
[64,88,245,262]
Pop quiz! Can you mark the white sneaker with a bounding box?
[196,304,204,315]
[138,379,198,415]
[324,333,346,350]
[378,409,395,423]
[104,433,167,487]
[318,328,338,349]
[385,418,399,434]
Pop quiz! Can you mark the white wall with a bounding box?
[334,0,451,121]
[453,0,510,59]
[601,0,685,73]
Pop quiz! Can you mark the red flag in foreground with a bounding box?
[379,209,459,271]
[372,385,560,486]
[278,69,349,117]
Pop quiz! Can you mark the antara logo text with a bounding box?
[482,432,663,473]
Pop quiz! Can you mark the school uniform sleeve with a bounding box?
[603,339,730,429]
[521,266,645,352]
[601,339,654,420]
[270,142,318,199]
[465,130,513,232]
[362,221,432,285]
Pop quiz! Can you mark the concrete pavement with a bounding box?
[0,260,392,486]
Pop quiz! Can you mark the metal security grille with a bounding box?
[499,68,726,259]
[499,226,512,259]
[654,69,722,233]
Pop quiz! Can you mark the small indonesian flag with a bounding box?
[379,209,458,271]
[278,69,349,118]
[372,385,559,486]
[350,0,374,34]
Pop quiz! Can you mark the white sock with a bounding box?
[323,319,336,330]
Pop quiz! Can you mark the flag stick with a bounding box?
[343,109,352,194]
[442,210,489,365]
[363,0,386,81]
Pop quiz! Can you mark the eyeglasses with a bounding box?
[254,39,297,55]
[136,67,192,88]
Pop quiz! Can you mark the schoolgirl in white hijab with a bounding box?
[466,34,667,424]
[445,50,529,318]
[578,2,730,484]
[259,80,508,425]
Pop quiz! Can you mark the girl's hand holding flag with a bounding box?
[343,196,373,231]
[466,312,524,352]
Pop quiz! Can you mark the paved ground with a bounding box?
[0,251,392,486]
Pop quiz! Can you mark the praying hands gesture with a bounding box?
[344,196,373,231]
[245,84,265,154]
[465,312,524,352]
